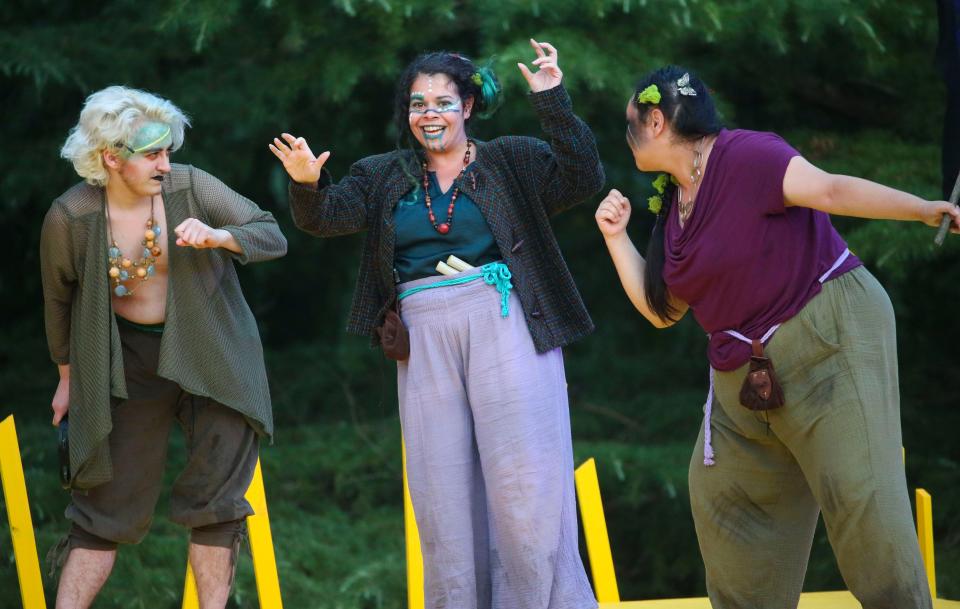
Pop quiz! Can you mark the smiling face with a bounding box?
[407,72,473,153]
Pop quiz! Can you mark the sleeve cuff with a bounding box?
[528,85,579,133]
[528,84,572,114]
[221,226,252,265]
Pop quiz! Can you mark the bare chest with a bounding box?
[106,198,170,310]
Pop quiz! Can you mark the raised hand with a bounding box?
[595,189,633,238]
[517,38,563,93]
[269,132,331,186]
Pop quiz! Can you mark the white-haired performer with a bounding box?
[41,86,287,609]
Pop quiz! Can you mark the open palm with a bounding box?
[269,133,331,185]
[517,39,563,93]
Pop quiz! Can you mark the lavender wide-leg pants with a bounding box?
[397,269,596,609]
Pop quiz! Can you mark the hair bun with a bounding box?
[473,65,503,118]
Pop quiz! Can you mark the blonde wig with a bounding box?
[60,86,190,186]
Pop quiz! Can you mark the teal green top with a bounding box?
[394,167,500,283]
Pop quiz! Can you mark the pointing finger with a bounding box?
[529,38,546,58]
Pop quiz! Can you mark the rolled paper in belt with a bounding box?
[435,260,459,275]
[934,168,960,246]
[446,255,474,272]
[58,415,71,489]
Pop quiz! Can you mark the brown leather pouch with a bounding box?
[739,339,785,411]
[376,304,410,361]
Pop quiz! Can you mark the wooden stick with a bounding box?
[934,169,960,246]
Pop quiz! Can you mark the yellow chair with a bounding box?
[573,457,958,608]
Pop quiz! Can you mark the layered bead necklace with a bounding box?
[106,196,162,297]
[422,140,472,235]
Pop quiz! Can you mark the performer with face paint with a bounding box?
[271,41,604,609]
[42,86,287,609]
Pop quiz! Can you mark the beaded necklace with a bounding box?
[422,140,472,235]
[106,195,162,297]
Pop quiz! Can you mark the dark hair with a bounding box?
[633,66,722,323]
[392,51,503,153]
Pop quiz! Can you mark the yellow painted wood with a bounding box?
[182,561,199,609]
[917,488,937,599]
[575,454,957,607]
[0,415,47,609]
[403,441,426,609]
[574,458,620,603]
[183,457,283,608]
[246,459,284,608]
[605,591,960,608]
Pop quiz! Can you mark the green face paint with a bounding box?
[122,121,173,158]
[409,97,463,115]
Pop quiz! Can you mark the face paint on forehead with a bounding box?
[121,121,173,158]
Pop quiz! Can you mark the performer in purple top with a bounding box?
[595,66,958,609]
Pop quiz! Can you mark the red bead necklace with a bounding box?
[422,140,472,235]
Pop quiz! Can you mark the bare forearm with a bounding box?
[215,229,243,254]
[603,233,671,327]
[783,157,959,231]
[826,175,926,221]
[58,364,69,379]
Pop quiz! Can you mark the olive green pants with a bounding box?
[689,266,932,609]
[64,318,258,550]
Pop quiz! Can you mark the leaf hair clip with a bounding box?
[637,84,661,105]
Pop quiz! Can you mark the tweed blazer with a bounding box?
[289,85,604,353]
[40,164,287,489]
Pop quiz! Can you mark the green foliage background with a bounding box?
[1,0,958,606]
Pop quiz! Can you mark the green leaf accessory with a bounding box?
[637,84,662,105]
[471,72,483,86]
[647,195,663,215]
[648,173,674,215]
[652,173,669,194]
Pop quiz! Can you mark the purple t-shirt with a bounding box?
[662,129,862,371]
